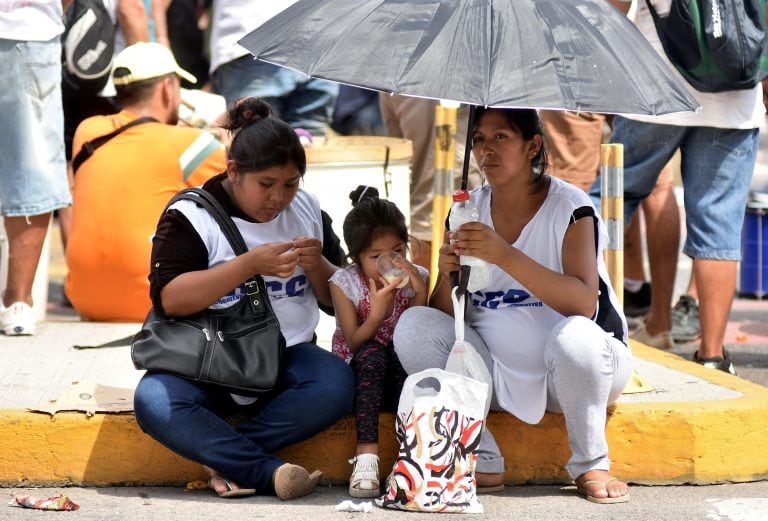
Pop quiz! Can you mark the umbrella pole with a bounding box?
[600,143,624,305]
[430,102,457,291]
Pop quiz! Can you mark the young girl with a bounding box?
[329,186,429,498]
[133,97,354,500]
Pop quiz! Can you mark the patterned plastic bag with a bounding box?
[377,368,488,513]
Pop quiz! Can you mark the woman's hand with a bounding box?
[292,236,323,273]
[249,241,300,278]
[437,232,461,276]
[448,222,510,265]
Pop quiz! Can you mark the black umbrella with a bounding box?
[239,0,699,298]
[239,0,699,115]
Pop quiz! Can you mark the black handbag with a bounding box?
[131,188,286,396]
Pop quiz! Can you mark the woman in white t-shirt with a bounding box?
[393,107,632,504]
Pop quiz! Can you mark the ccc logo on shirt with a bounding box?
[471,288,543,309]
[265,275,308,299]
[215,275,308,306]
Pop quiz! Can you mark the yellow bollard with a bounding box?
[601,144,653,394]
[600,144,624,305]
[430,102,458,291]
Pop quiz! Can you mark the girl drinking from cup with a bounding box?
[329,185,429,498]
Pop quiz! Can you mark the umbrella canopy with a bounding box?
[239,0,700,116]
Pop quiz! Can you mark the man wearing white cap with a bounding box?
[65,42,226,323]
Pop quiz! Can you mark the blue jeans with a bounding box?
[212,56,339,134]
[589,116,759,260]
[134,342,354,493]
[0,37,70,216]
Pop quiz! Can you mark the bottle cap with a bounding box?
[452,190,470,202]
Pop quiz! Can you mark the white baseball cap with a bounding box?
[112,42,196,86]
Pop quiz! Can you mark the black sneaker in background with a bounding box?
[671,295,701,342]
[623,282,651,317]
[693,349,737,376]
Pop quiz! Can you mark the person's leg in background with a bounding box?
[539,110,604,192]
[630,163,679,349]
[379,94,436,269]
[0,37,72,335]
[671,268,701,343]
[541,110,655,321]
[588,118,685,348]
[680,126,759,373]
[622,213,652,317]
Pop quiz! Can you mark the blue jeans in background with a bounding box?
[134,342,354,493]
[0,37,70,216]
[589,116,759,261]
[213,56,339,134]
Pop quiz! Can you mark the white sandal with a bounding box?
[348,454,380,498]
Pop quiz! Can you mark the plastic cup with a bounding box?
[376,252,409,288]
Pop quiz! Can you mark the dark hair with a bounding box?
[343,185,409,264]
[223,97,306,176]
[473,107,549,178]
[113,73,169,105]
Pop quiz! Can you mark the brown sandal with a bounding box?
[576,477,630,504]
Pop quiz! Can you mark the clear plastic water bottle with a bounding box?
[448,190,491,292]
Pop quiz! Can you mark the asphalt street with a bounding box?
[3,482,768,521]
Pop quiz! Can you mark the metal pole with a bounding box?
[600,143,624,305]
[430,102,457,291]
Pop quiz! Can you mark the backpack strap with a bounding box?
[72,116,157,173]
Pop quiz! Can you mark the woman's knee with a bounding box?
[393,307,453,372]
[546,316,606,367]
[133,374,179,431]
[299,347,355,412]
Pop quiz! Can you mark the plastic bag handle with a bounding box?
[451,287,465,342]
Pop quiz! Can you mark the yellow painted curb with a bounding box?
[1,341,766,486]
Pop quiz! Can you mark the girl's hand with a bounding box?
[292,236,323,273]
[393,255,427,295]
[368,276,399,321]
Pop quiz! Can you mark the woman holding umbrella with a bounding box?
[393,107,632,504]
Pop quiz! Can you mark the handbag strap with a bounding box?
[72,116,157,173]
[167,187,267,309]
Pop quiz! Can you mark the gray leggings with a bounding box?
[393,307,632,479]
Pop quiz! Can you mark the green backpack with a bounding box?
[645,0,768,92]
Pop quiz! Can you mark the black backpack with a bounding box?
[61,0,116,95]
[645,0,768,92]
